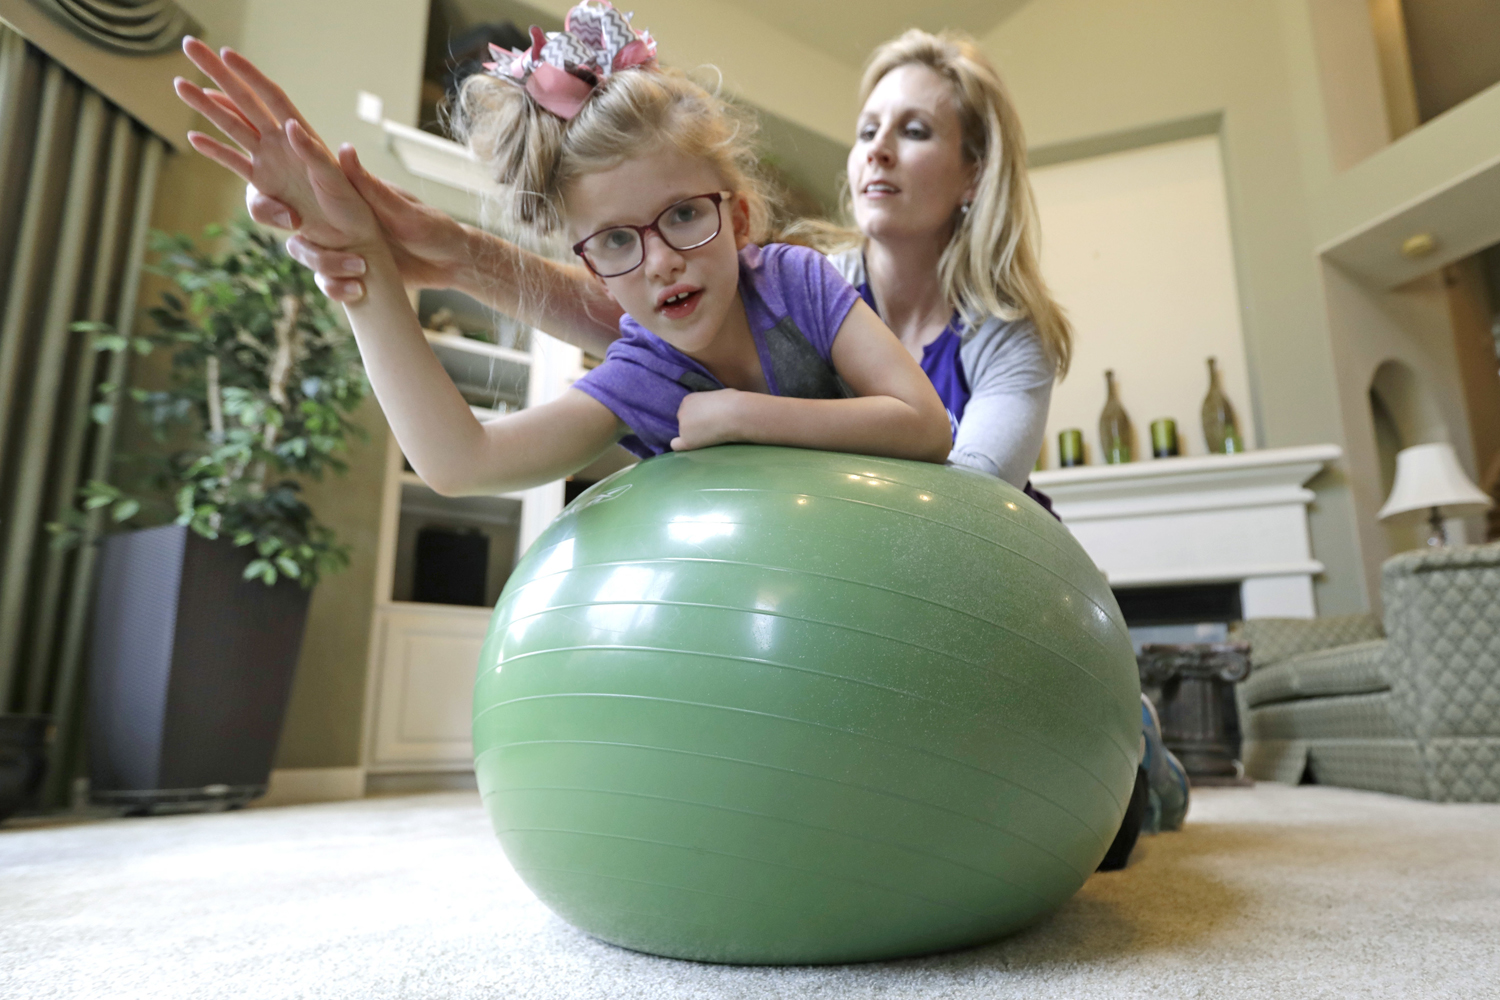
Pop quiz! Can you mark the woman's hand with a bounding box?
[174,38,380,252]
[670,389,747,452]
[248,145,471,303]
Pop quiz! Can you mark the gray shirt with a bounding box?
[830,250,1056,488]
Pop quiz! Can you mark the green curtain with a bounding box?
[0,21,164,807]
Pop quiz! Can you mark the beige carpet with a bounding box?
[2,783,1498,999]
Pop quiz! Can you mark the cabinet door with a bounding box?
[368,604,491,770]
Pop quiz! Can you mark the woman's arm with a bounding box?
[950,320,1055,487]
[671,299,951,463]
[250,149,624,358]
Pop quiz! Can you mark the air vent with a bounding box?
[31,0,197,55]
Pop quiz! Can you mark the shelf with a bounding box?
[383,119,496,196]
[425,330,529,406]
[379,600,493,618]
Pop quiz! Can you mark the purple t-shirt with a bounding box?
[855,281,970,439]
[574,243,860,458]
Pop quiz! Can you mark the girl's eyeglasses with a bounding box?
[572,192,730,278]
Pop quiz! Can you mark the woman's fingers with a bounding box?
[186,131,253,181]
[286,233,367,278]
[247,184,299,230]
[341,145,416,211]
[180,37,280,136]
[285,118,341,173]
[284,119,377,241]
[340,144,438,244]
[173,78,259,150]
[315,272,367,304]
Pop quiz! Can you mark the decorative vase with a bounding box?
[1099,370,1134,464]
[1202,357,1245,454]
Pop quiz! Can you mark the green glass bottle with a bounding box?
[1201,357,1244,454]
[1099,369,1133,464]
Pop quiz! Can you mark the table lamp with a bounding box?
[1377,442,1493,547]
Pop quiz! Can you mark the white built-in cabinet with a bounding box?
[361,325,585,775]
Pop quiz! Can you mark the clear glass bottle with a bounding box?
[1099,369,1133,464]
[1201,357,1244,454]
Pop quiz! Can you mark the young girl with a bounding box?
[174,2,950,497]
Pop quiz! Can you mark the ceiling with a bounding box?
[1400,0,1500,123]
[737,0,1035,69]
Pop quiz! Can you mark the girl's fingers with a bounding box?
[204,89,259,139]
[186,131,253,181]
[286,233,367,278]
[247,185,299,230]
[174,78,259,149]
[180,37,280,136]
[220,48,322,144]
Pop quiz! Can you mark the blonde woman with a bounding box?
[231,30,1068,496]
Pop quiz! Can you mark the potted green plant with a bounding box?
[53,219,368,813]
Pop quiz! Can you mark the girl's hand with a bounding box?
[247,146,470,303]
[174,38,380,252]
[670,389,746,452]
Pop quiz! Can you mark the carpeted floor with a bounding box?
[2,783,1498,999]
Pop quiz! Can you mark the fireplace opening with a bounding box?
[1112,582,1243,653]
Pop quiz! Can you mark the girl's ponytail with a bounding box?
[452,77,569,235]
[449,0,777,247]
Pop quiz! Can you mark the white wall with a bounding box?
[1031,134,1257,466]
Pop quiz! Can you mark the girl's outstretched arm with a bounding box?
[250,149,624,358]
[671,299,952,463]
[279,122,626,494]
[177,43,623,494]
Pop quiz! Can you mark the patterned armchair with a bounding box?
[1234,542,1500,802]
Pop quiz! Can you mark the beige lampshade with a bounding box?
[1377,442,1493,520]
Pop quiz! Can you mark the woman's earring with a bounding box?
[959,200,972,216]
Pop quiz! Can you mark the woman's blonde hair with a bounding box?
[452,66,776,248]
[825,30,1072,376]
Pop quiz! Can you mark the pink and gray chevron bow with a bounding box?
[483,1,657,120]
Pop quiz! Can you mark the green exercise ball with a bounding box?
[474,445,1140,964]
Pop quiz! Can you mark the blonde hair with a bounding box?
[811,30,1072,376]
[452,66,776,248]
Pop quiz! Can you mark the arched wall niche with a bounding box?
[1369,358,1448,451]
[1368,358,1450,552]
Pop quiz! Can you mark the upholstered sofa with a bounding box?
[1234,542,1500,802]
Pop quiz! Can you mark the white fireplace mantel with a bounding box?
[1031,444,1342,619]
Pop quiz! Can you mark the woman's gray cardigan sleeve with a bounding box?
[830,250,1055,488]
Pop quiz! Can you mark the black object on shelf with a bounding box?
[413,526,489,606]
[0,715,52,822]
[1137,641,1252,785]
[88,525,311,814]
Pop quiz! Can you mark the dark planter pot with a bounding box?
[0,715,52,822]
[88,524,312,813]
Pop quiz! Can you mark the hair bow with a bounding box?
[483,1,656,120]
